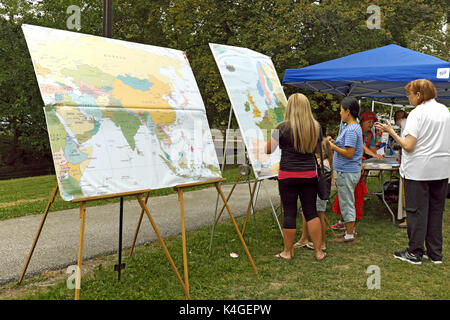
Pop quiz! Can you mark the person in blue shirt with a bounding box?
[327,97,363,243]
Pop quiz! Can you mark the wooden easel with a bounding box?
[17,185,189,300]
[211,175,260,237]
[208,107,284,251]
[208,172,283,254]
[129,178,258,298]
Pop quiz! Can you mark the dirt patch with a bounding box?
[268,282,283,290]
[0,197,48,208]
[0,253,118,300]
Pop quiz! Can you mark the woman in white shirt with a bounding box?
[376,79,450,265]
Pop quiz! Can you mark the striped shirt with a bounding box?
[333,123,363,173]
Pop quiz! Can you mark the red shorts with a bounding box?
[332,176,368,220]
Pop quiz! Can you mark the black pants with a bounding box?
[278,177,318,229]
[404,178,448,260]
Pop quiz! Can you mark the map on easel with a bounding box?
[22,24,221,201]
[209,43,287,179]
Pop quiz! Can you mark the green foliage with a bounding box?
[0,18,48,165]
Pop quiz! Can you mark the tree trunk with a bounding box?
[6,119,21,166]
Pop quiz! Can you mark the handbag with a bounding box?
[317,129,332,200]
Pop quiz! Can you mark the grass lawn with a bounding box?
[0,165,254,221]
[0,172,448,300]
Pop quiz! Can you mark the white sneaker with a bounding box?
[423,253,443,264]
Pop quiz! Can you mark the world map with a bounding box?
[23,24,221,201]
[210,43,286,179]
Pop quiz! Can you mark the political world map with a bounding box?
[210,43,286,179]
[23,24,221,201]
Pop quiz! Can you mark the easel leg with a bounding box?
[213,175,241,227]
[215,183,258,274]
[260,181,283,239]
[324,215,337,238]
[177,188,189,295]
[241,180,258,236]
[114,197,126,281]
[18,185,58,284]
[136,195,190,300]
[129,192,150,257]
[75,201,86,300]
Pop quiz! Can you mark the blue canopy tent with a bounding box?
[282,44,450,103]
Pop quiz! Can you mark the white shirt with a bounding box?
[400,99,450,180]
[400,119,407,135]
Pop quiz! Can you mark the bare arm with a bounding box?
[363,144,384,160]
[327,136,356,159]
[265,136,279,154]
[327,136,355,159]
[332,144,355,159]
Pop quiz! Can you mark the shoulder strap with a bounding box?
[318,127,325,175]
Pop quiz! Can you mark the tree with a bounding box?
[153,0,447,132]
[407,11,449,61]
[153,0,309,127]
[0,0,447,175]
[0,1,48,166]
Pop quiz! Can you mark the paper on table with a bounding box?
[364,163,394,170]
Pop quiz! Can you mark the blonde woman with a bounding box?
[265,93,327,261]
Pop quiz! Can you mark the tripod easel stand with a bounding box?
[129,178,258,298]
[18,185,189,300]
[211,175,282,238]
[209,106,284,253]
